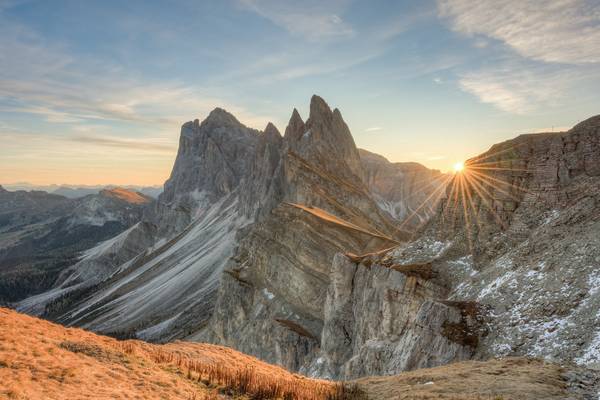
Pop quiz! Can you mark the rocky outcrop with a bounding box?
[306,253,476,379]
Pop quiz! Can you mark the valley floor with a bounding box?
[0,308,593,399]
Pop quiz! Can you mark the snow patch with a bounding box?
[262,288,275,300]
[575,331,600,366]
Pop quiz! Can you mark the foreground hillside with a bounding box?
[0,308,593,399]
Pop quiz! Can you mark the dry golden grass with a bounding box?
[356,357,569,400]
[0,308,572,400]
[0,308,347,400]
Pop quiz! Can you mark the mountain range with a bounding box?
[0,187,152,305]
[2,95,600,397]
[0,184,163,199]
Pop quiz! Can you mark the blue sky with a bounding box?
[1,0,599,185]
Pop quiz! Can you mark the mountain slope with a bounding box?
[0,188,151,304]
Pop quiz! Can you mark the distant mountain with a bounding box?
[0,187,153,304]
[0,183,163,199]
[51,186,103,198]
[359,148,447,227]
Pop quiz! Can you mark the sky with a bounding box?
[1,0,599,186]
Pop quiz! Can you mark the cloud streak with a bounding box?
[438,0,600,64]
[238,0,353,41]
[457,63,581,114]
[70,135,177,153]
[438,0,600,114]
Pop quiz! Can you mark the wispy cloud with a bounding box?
[438,0,600,114]
[237,0,353,41]
[364,126,383,132]
[70,135,176,153]
[0,13,273,131]
[438,0,600,64]
[457,63,579,114]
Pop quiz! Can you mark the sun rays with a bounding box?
[394,142,535,248]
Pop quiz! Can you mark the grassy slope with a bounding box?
[357,358,568,400]
[0,308,572,400]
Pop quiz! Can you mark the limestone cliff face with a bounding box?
[308,253,475,379]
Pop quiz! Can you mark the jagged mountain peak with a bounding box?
[264,122,282,140]
[204,107,243,127]
[180,107,249,140]
[308,94,332,120]
[285,95,363,181]
[284,108,305,141]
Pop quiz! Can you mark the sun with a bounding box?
[453,162,465,173]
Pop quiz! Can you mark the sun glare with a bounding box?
[453,162,464,173]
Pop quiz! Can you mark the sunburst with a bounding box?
[393,144,534,245]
